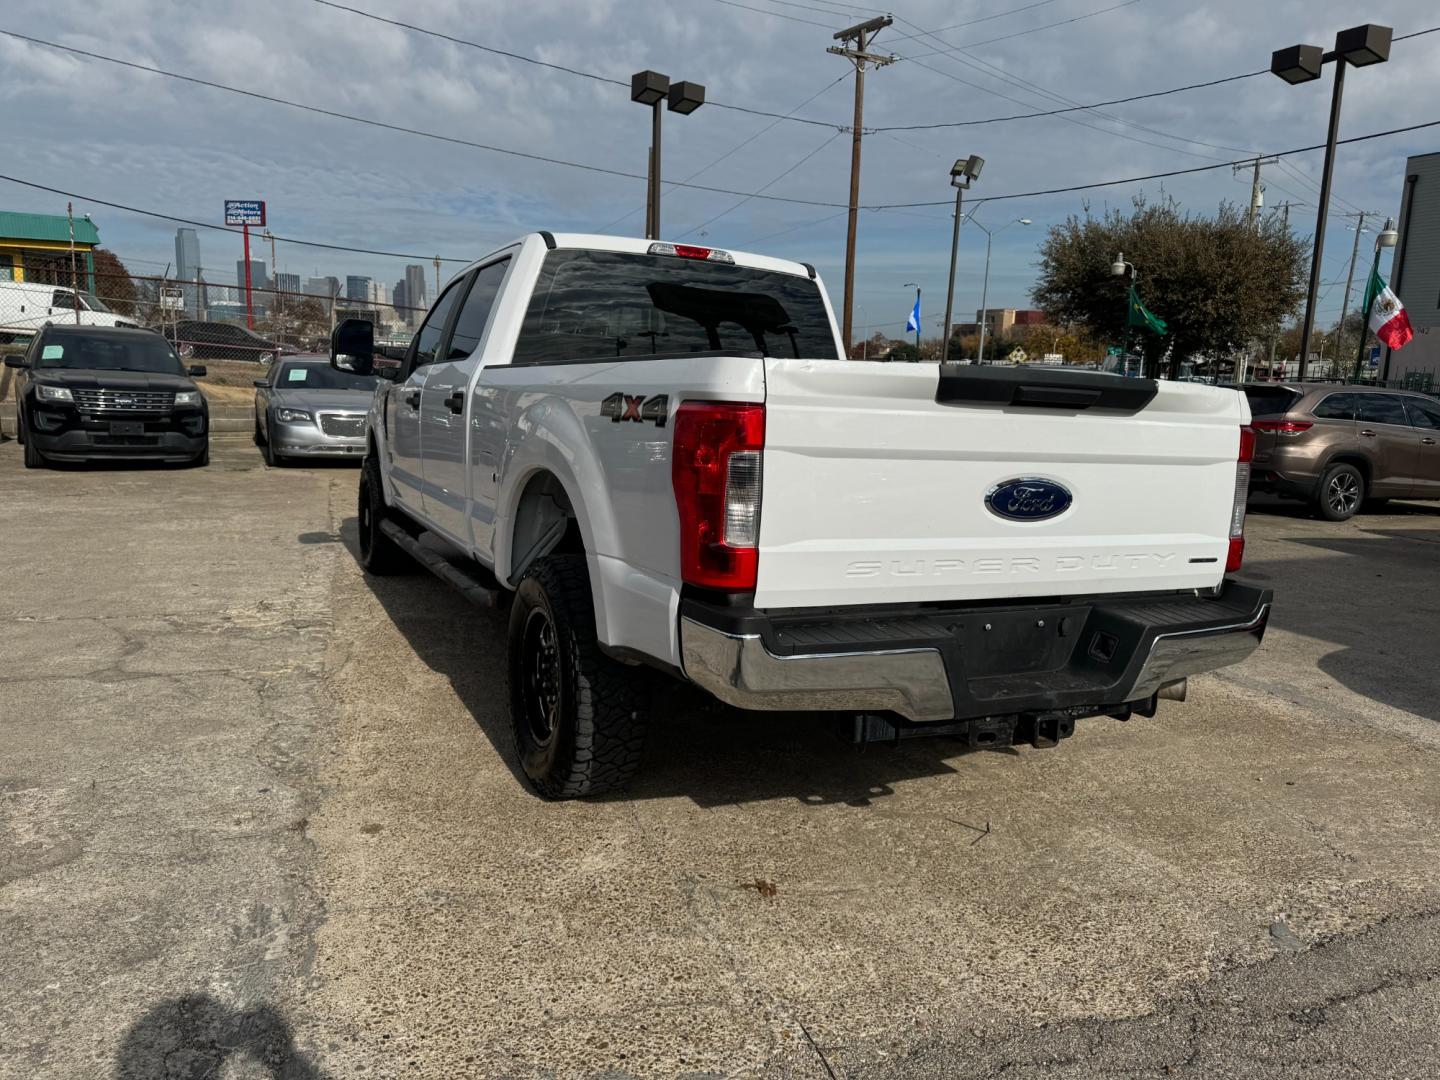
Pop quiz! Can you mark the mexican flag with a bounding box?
[1363,264,1413,350]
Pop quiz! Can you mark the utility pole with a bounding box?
[1234,157,1280,229]
[433,255,441,301]
[829,15,894,354]
[1334,210,1375,379]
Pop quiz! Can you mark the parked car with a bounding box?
[166,320,280,362]
[5,324,209,468]
[329,232,1271,800]
[1245,382,1440,520]
[253,355,377,466]
[0,279,141,339]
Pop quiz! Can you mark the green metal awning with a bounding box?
[0,211,101,246]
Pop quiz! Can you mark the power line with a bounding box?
[0,171,477,261]
[886,0,1061,40]
[695,0,836,28]
[677,131,843,238]
[900,0,1149,53]
[307,0,840,127]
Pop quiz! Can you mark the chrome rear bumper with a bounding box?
[679,585,1271,723]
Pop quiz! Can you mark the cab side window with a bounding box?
[409,280,465,374]
[51,290,79,310]
[1311,393,1356,420]
[446,260,509,362]
[1356,394,1410,426]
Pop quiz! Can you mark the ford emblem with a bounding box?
[985,477,1072,522]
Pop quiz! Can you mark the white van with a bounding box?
[0,279,140,336]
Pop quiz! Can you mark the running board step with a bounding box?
[378,519,499,608]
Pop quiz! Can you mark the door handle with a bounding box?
[404,390,420,409]
[445,389,464,414]
[1423,437,1437,446]
[1359,429,1377,437]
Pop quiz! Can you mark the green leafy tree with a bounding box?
[1031,197,1307,378]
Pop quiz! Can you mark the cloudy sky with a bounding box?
[2,0,1436,337]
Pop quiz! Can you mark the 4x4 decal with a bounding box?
[601,392,668,428]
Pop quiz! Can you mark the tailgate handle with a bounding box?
[1013,384,1103,409]
[935,363,1157,411]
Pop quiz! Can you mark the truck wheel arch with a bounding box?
[504,469,587,584]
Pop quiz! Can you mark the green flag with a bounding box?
[1127,285,1168,334]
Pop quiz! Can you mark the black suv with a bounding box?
[6,325,210,468]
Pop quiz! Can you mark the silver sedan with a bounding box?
[253,355,379,466]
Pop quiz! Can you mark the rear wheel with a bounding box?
[507,555,647,799]
[1317,463,1364,521]
[356,454,410,575]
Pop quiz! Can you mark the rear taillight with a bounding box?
[648,241,736,264]
[672,401,764,590]
[1251,419,1314,435]
[1228,426,1255,572]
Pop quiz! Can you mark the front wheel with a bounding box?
[356,455,411,575]
[1317,462,1364,521]
[507,555,648,799]
[190,444,210,468]
[20,412,44,469]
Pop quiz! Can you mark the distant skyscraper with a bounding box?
[404,264,427,318]
[306,276,340,302]
[174,228,201,313]
[346,275,371,303]
[393,278,408,316]
[236,259,269,313]
[367,280,390,307]
[275,272,301,297]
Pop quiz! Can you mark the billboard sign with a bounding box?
[224,200,266,227]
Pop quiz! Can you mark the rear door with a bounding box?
[756,364,1248,608]
[419,257,510,544]
[1244,385,1302,466]
[1403,396,1440,498]
[388,277,465,515]
[1355,393,1419,497]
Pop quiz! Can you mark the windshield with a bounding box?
[35,333,186,374]
[277,361,379,391]
[82,293,112,313]
[513,249,840,364]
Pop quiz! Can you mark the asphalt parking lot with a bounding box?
[2,436,1439,1080]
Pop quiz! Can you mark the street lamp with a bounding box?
[971,215,1030,364]
[1270,23,1392,380]
[1350,216,1399,382]
[631,70,706,240]
[1111,253,1137,373]
[902,282,921,359]
[941,155,984,357]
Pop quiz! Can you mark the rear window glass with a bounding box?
[512,249,840,365]
[1311,393,1356,420]
[1404,397,1440,430]
[1356,394,1410,426]
[1244,386,1300,417]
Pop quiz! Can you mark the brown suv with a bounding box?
[1245,383,1440,520]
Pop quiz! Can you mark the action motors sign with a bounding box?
[224,200,266,227]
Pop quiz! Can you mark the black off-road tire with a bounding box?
[507,555,648,799]
[14,407,24,445]
[356,454,411,575]
[190,444,210,468]
[1316,462,1364,522]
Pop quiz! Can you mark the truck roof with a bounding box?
[540,232,816,281]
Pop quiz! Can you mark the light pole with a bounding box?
[903,282,921,359]
[1271,23,1392,381]
[631,71,706,241]
[972,216,1030,364]
[1351,217,1399,383]
[1111,253,1137,375]
[942,155,984,359]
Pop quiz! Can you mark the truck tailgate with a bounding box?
[755,360,1248,609]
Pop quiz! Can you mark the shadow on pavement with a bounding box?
[334,515,1018,808]
[114,994,325,1080]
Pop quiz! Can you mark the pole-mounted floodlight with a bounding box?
[631,71,707,240]
[943,155,984,354]
[1270,24,1392,380]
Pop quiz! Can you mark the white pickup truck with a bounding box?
[332,232,1271,799]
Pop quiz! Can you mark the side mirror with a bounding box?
[331,318,375,376]
[178,343,196,359]
[188,364,207,377]
[253,378,270,388]
[4,355,29,369]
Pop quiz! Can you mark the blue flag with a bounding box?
[905,294,921,333]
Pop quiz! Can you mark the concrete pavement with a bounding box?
[1,438,1438,1079]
